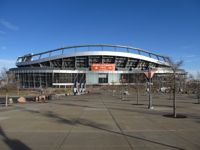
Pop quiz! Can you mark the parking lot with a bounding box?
[0,90,200,150]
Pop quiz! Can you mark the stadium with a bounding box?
[10,44,182,88]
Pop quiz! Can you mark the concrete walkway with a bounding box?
[0,92,200,150]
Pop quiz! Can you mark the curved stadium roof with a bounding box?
[16,44,170,67]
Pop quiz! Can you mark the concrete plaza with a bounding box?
[0,91,200,150]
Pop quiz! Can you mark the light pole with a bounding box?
[144,68,155,109]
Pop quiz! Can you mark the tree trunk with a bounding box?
[173,73,176,118]
[137,86,139,105]
[198,81,200,104]
[136,75,139,105]
[5,92,8,107]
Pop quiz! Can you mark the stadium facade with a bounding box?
[10,44,181,88]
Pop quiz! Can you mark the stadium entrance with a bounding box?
[98,73,108,83]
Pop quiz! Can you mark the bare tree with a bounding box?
[188,74,194,81]
[0,68,9,106]
[0,68,15,107]
[168,58,183,118]
[0,68,7,83]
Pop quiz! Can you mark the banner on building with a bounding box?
[91,64,115,71]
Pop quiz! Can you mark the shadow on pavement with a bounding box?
[0,126,31,150]
[51,102,97,109]
[45,111,110,129]
[163,114,187,119]
[21,107,184,150]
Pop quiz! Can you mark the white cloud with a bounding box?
[0,19,19,31]
[186,69,200,79]
[1,46,7,50]
[184,55,196,58]
[0,59,16,70]
[185,57,199,63]
[175,54,200,63]
[181,45,193,49]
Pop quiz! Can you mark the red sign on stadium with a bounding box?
[91,64,115,71]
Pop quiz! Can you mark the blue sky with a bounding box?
[0,0,200,75]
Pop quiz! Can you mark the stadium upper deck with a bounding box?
[16,44,170,70]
